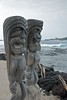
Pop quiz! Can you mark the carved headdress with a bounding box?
[27,19,43,33]
[3,16,28,75]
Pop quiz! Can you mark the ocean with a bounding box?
[0,39,67,73]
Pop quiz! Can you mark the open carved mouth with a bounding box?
[10,37,26,54]
[14,42,23,49]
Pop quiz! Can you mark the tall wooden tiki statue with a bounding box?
[3,16,28,100]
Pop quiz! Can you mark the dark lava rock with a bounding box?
[0,53,6,60]
[37,66,67,99]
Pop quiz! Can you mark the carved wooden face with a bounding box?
[32,27,41,43]
[9,28,27,55]
[28,27,41,52]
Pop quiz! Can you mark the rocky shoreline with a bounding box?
[37,64,67,100]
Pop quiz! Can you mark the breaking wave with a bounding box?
[41,43,67,48]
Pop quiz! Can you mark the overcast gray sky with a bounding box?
[0,0,67,39]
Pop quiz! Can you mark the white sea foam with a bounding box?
[41,43,66,48]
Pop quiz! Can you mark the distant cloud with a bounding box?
[0,0,67,39]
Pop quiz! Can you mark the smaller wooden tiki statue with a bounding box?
[3,16,28,100]
[26,19,43,86]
